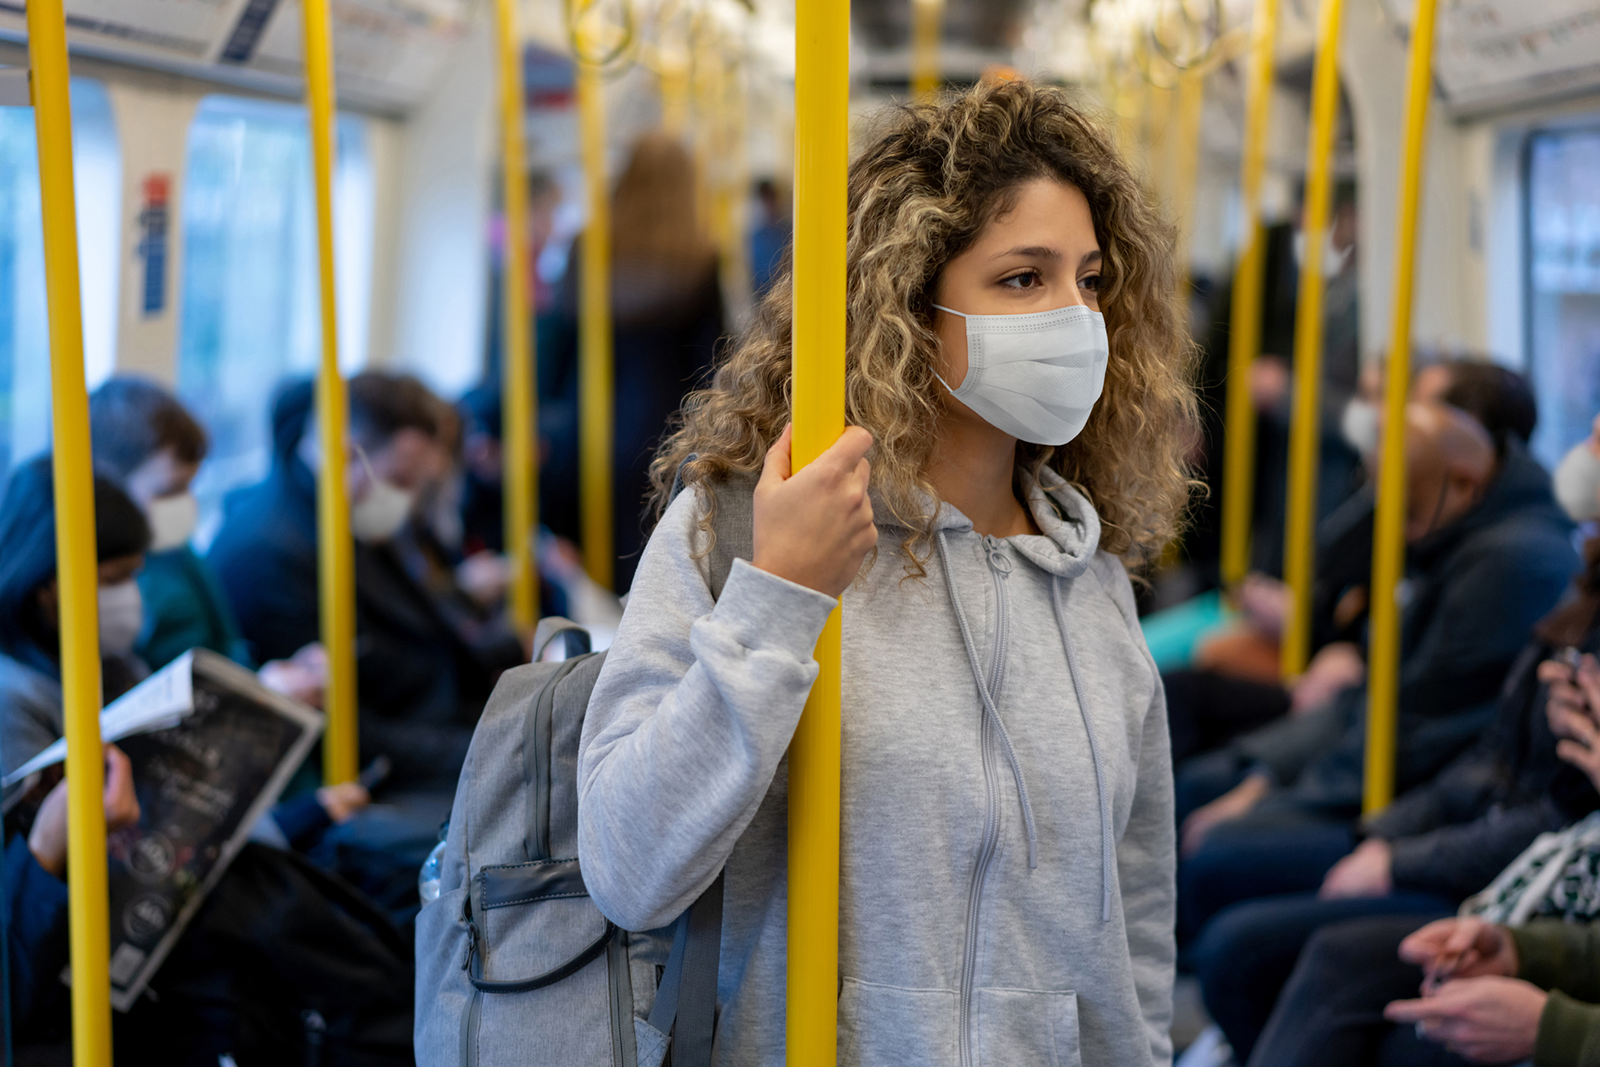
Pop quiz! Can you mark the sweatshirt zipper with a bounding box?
[959,536,1011,1067]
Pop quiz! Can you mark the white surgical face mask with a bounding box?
[350,446,416,543]
[1293,230,1354,278]
[1340,398,1381,457]
[933,303,1109,446]
[98,580,143,658]
[146,492,198,553]
[1554,440,1600,522]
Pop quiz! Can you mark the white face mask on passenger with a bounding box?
[932,303,1110,446]
[1340,398,1381,457]
[1554,440,1600,523]
[98,580,143,658]
[350,446,415,543]
[1293,230,1354,278]
[145,492,198,553]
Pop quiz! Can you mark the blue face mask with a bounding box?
[933,303,1110,446]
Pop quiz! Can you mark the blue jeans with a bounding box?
[1193,893,1455,1062]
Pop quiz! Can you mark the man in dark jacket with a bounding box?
[1177,403,1578,943]
[209,374,516,790]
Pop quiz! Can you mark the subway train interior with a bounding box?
[3,0,1600,1064]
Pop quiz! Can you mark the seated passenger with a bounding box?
[578,81,1187,1065]
[1166,361,1541,764]
[209,373,517,790]
[1176,401,1577,941]
[1247,635,1600,1067]
[88,375,325,705]
[0,459,411,1062]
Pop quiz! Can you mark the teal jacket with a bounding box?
[137,546,253,670]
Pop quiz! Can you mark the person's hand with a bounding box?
[1290,642,1366,715]
[259,642,329,709]
[752,424,877,599]
[1385,976,1546,1063]
[1539,653,1600,791]
[1398,916,1519,984]
[315,782,371,824]
[1237,573,1289,637]
[1319,837,1393,899]
[1181,773,1271,857]
[457,551,511,609]
[28,745,141,879]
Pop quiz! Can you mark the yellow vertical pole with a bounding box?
[304,0,358,784]
[496,0,539,632]
[911,0,943,99]
[788,0,847,1063]
[1365,0,1438,814]
[1281,0,1346,679]
[577,32,614,590]
[1218,0,1281,588]
[29,2,112,1061]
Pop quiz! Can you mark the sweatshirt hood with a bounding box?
[1411,441,1573,566]
[922,466,1101,579]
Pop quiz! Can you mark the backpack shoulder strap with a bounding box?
[658,458,754,1067]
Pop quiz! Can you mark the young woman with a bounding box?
[577,80,1195,1066]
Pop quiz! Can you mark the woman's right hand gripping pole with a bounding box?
[752,424,878,599]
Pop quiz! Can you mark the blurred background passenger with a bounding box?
[542,131,725,591]
[88,375,326,706]
[1175,401,1577,947]
[208,373,520,791]
[1166,361,1544,765]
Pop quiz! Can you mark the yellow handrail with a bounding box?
[303,0,359,784]
[576,22,615,590]
[788,0,848,1063]
[1281,0,1348,679]
[911,0,944,99]
[29,1,113,1060]
[495,0,539,633]
[1218,0,1281,589]
[1172,69,1205,283]
[1365,0,1439,814]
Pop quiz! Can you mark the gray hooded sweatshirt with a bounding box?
[578,467,1175,1067]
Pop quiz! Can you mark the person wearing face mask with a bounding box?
[87,378,327,711]
[1163,361,1544,765]
[0,459,153,775]
[570,81,1189,1065]
[209,373,514,792]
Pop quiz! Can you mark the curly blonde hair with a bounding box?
[649,78,1198,572]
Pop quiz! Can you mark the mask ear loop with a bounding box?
[352,443,381,488]
[930,305,967,396]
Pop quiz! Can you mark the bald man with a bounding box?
[1175,397,1576,931]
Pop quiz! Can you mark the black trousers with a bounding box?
[1193,893,1454,1062]
[1248,914,1474,1067]
[1165,670,1292,767]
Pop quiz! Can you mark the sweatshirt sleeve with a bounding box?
[577,490,837,931]
[1098,556,1176,1067]
[1386,797,1566,901]
[1537,991,1600,1067]
[1516,922,1600,1002]
[5,832,70,1033]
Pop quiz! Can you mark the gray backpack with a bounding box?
[415,475,751,1067]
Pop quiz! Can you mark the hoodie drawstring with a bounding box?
[936,532,1040,870]
[1053,576,1114,923]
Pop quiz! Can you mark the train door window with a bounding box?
[176,95,373,544]
[0,78,121,479]
[1527,126,1600,468]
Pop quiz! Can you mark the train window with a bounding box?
[176,95,373,544]
[0,78,120,478]
[1527,125,1600,468]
